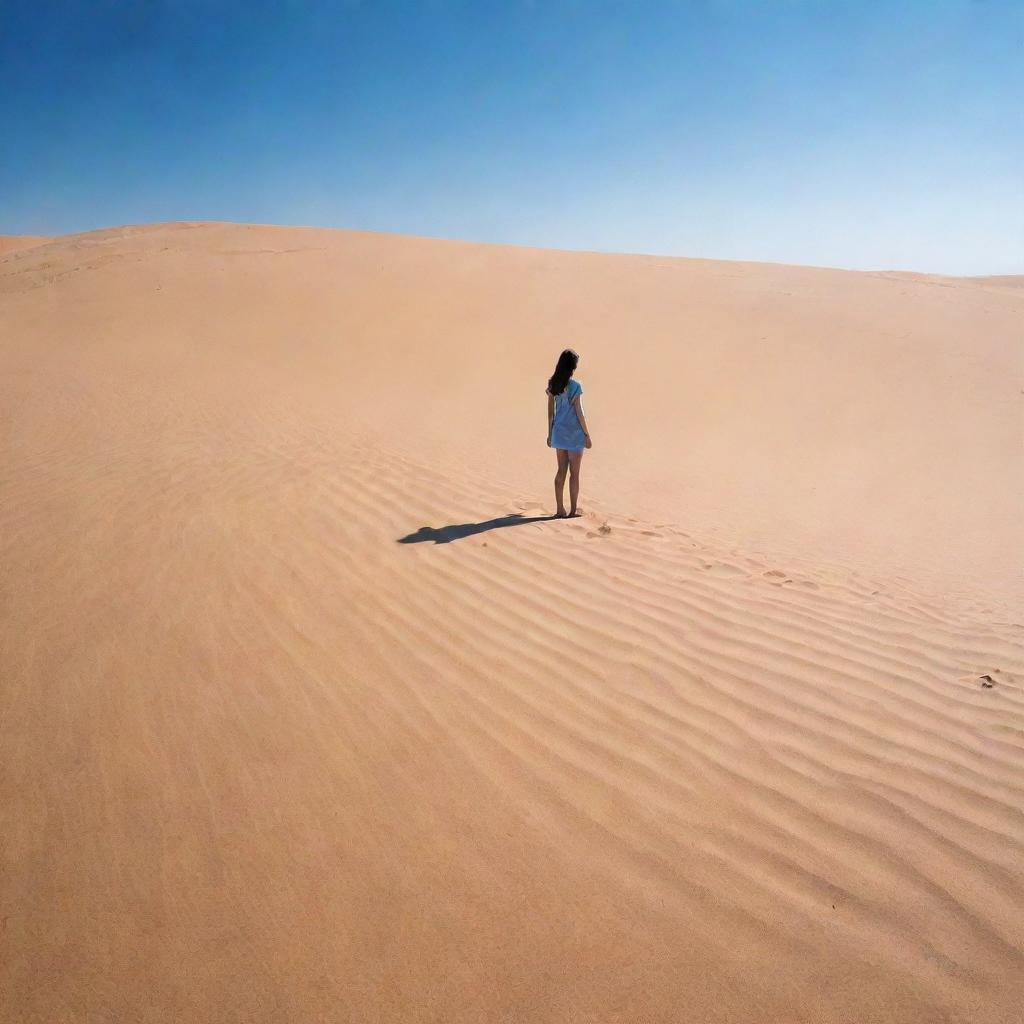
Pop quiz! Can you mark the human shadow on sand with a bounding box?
[397,513,557,545]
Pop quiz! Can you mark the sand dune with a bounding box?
[2,222,1022,1022]
[972,275,1024,296]
[0,234,49,257]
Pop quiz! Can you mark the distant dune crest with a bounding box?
[0,234,49,256]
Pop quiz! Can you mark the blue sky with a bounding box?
[2,0,1021,273]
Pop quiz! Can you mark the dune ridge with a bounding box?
[0,234,49,256]
[2,222,1022,1022]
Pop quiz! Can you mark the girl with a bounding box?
[546,348,592,518]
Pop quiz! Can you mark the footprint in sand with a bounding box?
[587,522,613,538]
[702,562,747,578]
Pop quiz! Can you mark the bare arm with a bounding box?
[572,396,592,448]
[546,393,555,446]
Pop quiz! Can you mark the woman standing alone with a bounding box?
[546,348,592,518]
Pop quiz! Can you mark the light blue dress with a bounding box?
[549,378,587,452]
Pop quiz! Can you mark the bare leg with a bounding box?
[554,449,570,516]
[568,451,583,515]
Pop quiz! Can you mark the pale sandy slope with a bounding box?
[1,223,1022,1023]
[971,275,1024,296]
[0,234,48,257]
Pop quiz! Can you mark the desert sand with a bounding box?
[2,222,1022,1023]
[0,235,48,257]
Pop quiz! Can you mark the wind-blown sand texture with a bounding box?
[2,222,1022,1023]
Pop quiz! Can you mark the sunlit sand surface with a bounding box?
[2,223,1022,1022]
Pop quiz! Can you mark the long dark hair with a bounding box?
[547,349,579,396]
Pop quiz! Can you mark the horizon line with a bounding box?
[3,219,1021,281]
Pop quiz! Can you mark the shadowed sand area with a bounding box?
[2,222,1023,1023]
